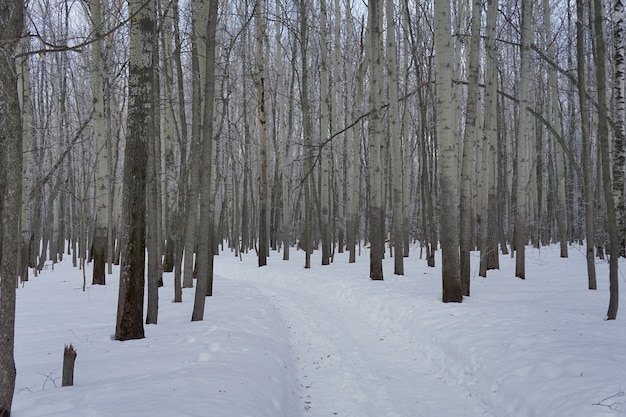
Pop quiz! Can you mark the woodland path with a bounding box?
[234,261,496,417]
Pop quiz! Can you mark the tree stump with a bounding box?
[62,344,77,387]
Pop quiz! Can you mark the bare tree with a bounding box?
[514,0,533,280]
[592,0,619,319]
[367,0,384,280]
[434,0,462,301]
[256,0,269,267]
[576,0,597,290]
[91,0,109,286]
[0,0,24,412]
[115,0,155,340]
[386,0,404,276]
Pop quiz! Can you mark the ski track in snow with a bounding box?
[227,259,494,417]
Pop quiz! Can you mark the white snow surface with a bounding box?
[10,244,626,417]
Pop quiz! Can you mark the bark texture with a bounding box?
[0,0,24,412]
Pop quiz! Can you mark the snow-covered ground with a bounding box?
[10,244,626,417]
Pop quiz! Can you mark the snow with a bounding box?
[10,244,626,417]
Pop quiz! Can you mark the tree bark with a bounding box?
[91,0,108,286]
[115,0,154,341]
[367,0,384,280]
[435,0,462,300]
[515,0,533,280]
[386,0,404,276]
[0,0,23,410]
[61,345,77,387]
[300,0,313,269]
[461,0,481,291]
[576,0,597,290]
[592,0,619,319]
[256,0,269,267]
[613,0,626,256]
[191,0,218,321]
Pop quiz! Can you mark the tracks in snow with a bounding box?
[249,273,495,417]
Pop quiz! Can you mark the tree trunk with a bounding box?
[483,0,500,272]
[300,0,313,269]
[319,0,332,266]
[0,0,24,411]
[146,18,161,324]
[592,0,619,319]
[515,0,533,280]
[613,0,626,256]
[435,0,462,301]
[461,0,481,291]
[386,0,404,276]
[182,0,205,289]
[61,345,77,387]
[115,0,154,341]
[90,0,109,286]
[576,0,597,290]
[368,0,384,280]
[191,0,218,321]
[256,0,269,267]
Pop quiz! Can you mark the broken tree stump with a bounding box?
[62,344,77,387]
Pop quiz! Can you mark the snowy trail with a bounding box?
[227,259,495,417]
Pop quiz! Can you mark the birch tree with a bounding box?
[256,0,269,267]
[461,0,481,290]
[592,0,619,319]
[91,0,109,286]
[514,0,533,280]
[614,0,626,256]
[435,0,462,300]
[368,0,385,280]
[386,0,404,275]
[481,0,500,273]
[319,0,332,266]
[576,0,597,290]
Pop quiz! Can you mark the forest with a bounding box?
[0,0,624,414]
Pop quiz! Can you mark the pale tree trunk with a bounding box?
[319,0,332,266]
[115,0,154,341]
[576,0,597,290]
[461,0,481,291]
[542,0,568,258]
[481,0,500,274]
[300,0,313,269]
[401,0,411,258]
[0,0,24,411]
[515,0,533,280]
[435,0,462,301]
[91,0,108,285]
[256,0,269,267]
[333,0,344,255]
[346,1,365,264]
[386,0,403,276]
[18,37,31,283]
[368,0,385,280]
[614,0,626,256]
[275,0,292,261]
[592,0,619,319]
[183,0,205,289]
[191,0,218,321]
[171,0,187,302]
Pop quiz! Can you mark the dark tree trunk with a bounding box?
[115,0,154,341]
[0,0,24,412]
